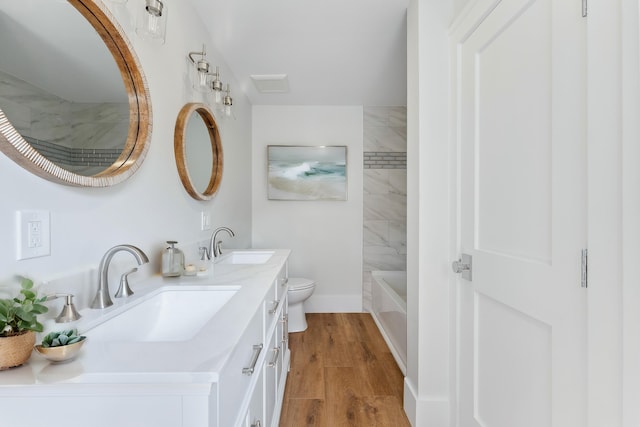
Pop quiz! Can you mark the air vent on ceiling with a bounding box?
[250,74,289,93]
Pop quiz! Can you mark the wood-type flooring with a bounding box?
[279,313,411,427]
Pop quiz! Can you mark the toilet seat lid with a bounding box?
[288,277,315,290]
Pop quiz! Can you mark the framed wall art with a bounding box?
[267,145,347,201]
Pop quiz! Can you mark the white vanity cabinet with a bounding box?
[0,250,291,427]
[239,263,290,427]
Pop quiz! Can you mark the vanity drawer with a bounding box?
[264,331,280,427]
[219,306,264,427]
[243,367,265,427]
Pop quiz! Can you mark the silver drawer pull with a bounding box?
[280,277,289,287]
[251,420,261,427]
[281,314,288,344]
[268,299,280,315]
[268,346,280,368]
[242,344,263,375]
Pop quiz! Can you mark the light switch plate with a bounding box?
[201,211,211,231]
[16,210,50,260]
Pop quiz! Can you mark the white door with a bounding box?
[452,0,587,426]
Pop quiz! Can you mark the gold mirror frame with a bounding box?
[0,0,151,187]
[174,103,223,201]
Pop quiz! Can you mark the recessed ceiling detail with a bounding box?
[250,74,290,93]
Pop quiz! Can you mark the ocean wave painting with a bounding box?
[268,145,347,200]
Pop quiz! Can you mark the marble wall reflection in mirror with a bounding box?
[0,0,151,187]
[174,103,223,201]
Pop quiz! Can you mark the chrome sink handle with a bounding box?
[45,293,81,323]
[115,267,138,299]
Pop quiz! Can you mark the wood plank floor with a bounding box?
[279,313,411,427]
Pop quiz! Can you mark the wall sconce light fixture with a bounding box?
[186,45,233,116]
[188,45,212,93]
[136,0,167,44]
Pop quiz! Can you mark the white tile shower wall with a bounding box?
[0,70,128,175]
[362,106,407,312]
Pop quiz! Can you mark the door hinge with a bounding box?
[452,253,472,281]
[581,249,588,288]
[582,0,588,17]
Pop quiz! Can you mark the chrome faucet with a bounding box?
[90,244,149,309]
[202,227,234,260]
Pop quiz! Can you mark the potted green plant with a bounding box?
[0,277,48,369]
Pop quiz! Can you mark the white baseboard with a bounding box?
[304,294,363,313]
[404,378,450,427]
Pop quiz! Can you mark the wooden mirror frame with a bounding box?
[0,0,151,187]
[174,103,223,201]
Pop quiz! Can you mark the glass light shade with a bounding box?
[135,0,167,44]
[210,66,223,104]
[213,90,222,104]
[192,60,211,93]
[222,85,233,118]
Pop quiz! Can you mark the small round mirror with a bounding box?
[174,103,223,200]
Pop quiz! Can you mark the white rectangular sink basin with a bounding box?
[218,251,274,265]
[85,286,239,342]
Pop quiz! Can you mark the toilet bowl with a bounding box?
[287,278,316,333]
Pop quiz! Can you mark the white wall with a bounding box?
[251,106,363,313]
[622,1,640,425]
[405,0,455,425]
[0,2,252,302]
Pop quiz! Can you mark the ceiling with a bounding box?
[189,0,409,106]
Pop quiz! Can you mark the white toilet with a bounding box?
[287,278,316,333]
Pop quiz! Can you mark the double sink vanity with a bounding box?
[0,1,289,425]
[0,249,291,427]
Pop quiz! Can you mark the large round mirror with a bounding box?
[174,103,223,201]
[0,0,151,187]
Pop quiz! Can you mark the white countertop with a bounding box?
[0,249,290,393]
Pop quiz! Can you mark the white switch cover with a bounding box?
[16,210,50,260]
[201,211,211,231]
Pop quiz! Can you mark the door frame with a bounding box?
[621,0,640,425]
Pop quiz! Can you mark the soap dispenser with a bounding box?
[162,241,184,277]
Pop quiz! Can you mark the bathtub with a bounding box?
[371,270,407,375]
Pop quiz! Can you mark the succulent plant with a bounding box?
[0,277,48,337]
[40,328,86,348]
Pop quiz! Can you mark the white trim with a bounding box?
[403,378,451,427]
[404,379,418,426]
[622,0,640,425]
[303,294,362,313]
[587,0,624,425]
[405,0,455,425]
